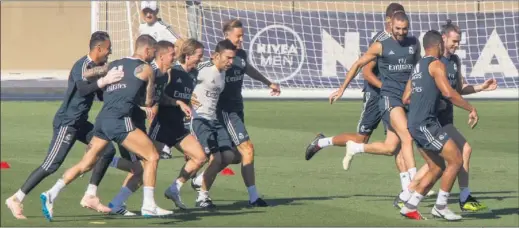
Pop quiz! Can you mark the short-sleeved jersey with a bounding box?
[54,55,100,126]
[157,64,198,122]
[363,30,391,94]
[192,61,226,120]
[97,57,148,119]
[139,19,179,44]
[408,56,441,127]
[378,36,420,99]
[217,49,248,112]
[437,54,461,126]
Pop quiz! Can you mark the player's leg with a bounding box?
[342,129,400,170]
[77,122,114,213]
[119,127,172,216]
[41,135,109,221]
[6,124,78,219]
[305,92,381,160]
[388,106,416,177]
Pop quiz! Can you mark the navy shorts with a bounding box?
[357,92,383,135]
[442,124,467,150]
[188,118,233,155]
[379,95,406,132]
[409,121,450,152]
[94,116,134,145]
[149,117,190,148]
[217,110,250,146]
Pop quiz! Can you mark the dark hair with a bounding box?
[385,3,405,18]
[178,38,204,64]
[392,11,409,22]
[423,30,443,49]
[222,19,243,35]
[441,19,461,35]
[215,39,237,53]
[155,40,174,55]
[89,31,110,50]
[135,34,157,49]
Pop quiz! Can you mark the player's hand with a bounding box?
[190,94,201,109]
[141,106,156,121]
[102,67,124,85]
[468,108,478,129]
[329,88,345,104]
[177,100,192,119]
[481,78,497,91]
[269,83,281,96]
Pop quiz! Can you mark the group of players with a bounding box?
[5,2,497,223]
[305,3,496,221]
[5,18,280,221]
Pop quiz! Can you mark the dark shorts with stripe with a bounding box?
[441,124,467,150]
[187,118,233,155]
[409,121,450,153]
[94,116,135,145]
[148,117,190,148]
[117,118,146,162]
[357,92,383,135]
[379,95,405,132]
[217,110,249,146]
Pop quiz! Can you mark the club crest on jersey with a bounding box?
[240,58,246,67]
[453,63,458,72]
[409,46,414,54]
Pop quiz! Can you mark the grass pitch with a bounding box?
[1,100,518,227]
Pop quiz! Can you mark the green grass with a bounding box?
[1,100,518,227]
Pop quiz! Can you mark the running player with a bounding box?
[191,19,280,207]
[407,20,496,212]
[148,39,208,210]
[399,30,478,221]
[189,39,238,208]
[328,12,421,204]
[39,35,173,221]
[4,31,123,219]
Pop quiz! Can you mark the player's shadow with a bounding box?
[355,190,517,202]
[213,195,351,209]
[150,210,265,225]
[461,207,519,220]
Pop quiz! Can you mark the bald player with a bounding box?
[399,30,478,221]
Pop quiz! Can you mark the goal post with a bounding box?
[91,1,519,100]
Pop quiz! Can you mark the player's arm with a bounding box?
[75,65,122,97]
[454,57,497,95]
[82,64,109,80]
[361,60,382,89]
[430,60,473,112]
[339,42,381,91]
[246,64,281,95]
[402,79,412,105]
[134,63,155,107]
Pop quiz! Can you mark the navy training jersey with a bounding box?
[378,36,420,99]
[54,55,100,126]
[407,56,442,127]
[158,64,198,122]
[218,48,248,112]
[363,30,391,94]
[98,57,149,119]
[437,54,461,126]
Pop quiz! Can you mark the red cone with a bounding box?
[0,161,11,169]
[221,167,235,176]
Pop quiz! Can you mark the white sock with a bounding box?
[142,186,156,208]
[435,189,450,206]
[85,184,97,196]
[197,190,209,201]
[109,157,120,168]
[407,167,417,180]
[399,172,411,192]
[406,192,424,209]
[459,187,471,202]
[15,189,26,202]
[48,179,66,202]
[317,137,333,148]
[351,142,365,154]
[247,185,259,202]
[170,179,184,192]
[194,171,204,186]
[110,186,133,208]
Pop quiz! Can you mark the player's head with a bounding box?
[223,19,244,49]
[441,19,462,56]
[390,11,409,41]
[178,38,204,68]
[89,31,112,64]
[423,30,444,57]
[154,40,175,66]
[212,39,237,71]
[385,3,405,24]
[135,34,157,62]
[141,1,159,25]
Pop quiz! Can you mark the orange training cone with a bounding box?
[221,167,235,176]
[0,161,11,169]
